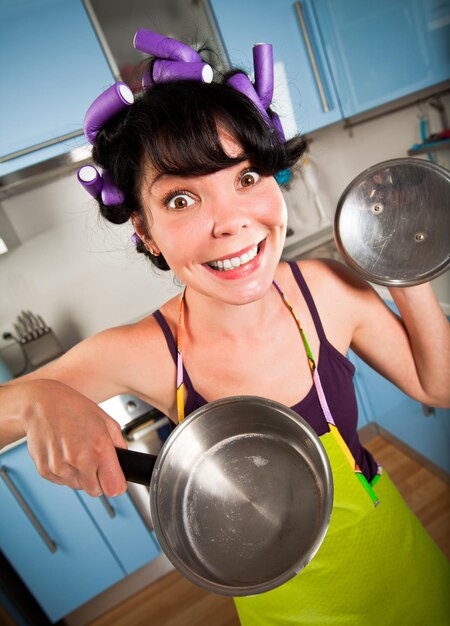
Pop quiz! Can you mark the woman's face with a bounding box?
[136,134,288,305]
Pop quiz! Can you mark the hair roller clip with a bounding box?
[253,43,274,109]
[134,28,201,64]
[77,165,124,206]
[77,165,103,198]
[84,82,134,145]
[142,68,153,89]
[152,59,213,84]
[226,73,270,121]
[269,111,286,142]
[100,170,125,206]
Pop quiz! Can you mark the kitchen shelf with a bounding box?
[408,138,450,156]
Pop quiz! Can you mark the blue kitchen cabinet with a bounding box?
[0,0,116,177]
[0,443,123,622]
[210,0,450,134]
[348,342,450,475]
[312,0,450,120]
[0,442,161,622]
[78,491,161,575]
[210,0,343,135]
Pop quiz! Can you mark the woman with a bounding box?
[1,29,449,625]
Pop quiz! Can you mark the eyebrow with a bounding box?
[148,158,252,193]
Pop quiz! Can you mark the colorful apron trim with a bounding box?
[177,279,380,506]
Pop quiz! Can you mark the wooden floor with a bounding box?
[86,436,449,626]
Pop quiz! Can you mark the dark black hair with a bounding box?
[92,68,306,270]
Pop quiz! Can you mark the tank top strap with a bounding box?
[153,309,197,416]
[287,260,327,344]
[153,310,178,364]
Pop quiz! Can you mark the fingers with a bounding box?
[105,415,128,450]
[29,434,126,498]
[97,451,128,497]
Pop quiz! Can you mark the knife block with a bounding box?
[22,332,64,368]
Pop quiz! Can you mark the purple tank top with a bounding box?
[153,261,378,481]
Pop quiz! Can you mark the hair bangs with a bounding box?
[137,81,291,180]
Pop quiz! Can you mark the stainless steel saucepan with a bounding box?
[116,396,333,596]
[334,158,450,286]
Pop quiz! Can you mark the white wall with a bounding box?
[281,93,450,307]
[1,95,449,374]
[0,176,180,371]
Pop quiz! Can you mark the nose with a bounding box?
[211,195,251,238]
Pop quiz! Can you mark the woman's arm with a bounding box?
[386,283,450,406]
[0,378,129,497]
[304,259,450,407]
[0,317,175,495]
[347,269,450,407]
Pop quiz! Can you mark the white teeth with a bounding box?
[208,244,259,271]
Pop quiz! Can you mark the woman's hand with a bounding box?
[6,378,128,497]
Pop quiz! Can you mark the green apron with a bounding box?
[175,282,450,625]
[234,431,450,625]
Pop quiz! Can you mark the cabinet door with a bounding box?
[313,0,450,119]
[348,349,450,474]
[210,0,343,134]
[0,444,124,623]
[78,491,161,575]
[0,0,115,177]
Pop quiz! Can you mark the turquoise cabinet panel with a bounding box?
[211,0,450,134]
[0,444,123,623]
[210,0,343,135]
[313,0,450,119]
[0,0,115,177]
[348,346,450,475]
[78,491,161,575]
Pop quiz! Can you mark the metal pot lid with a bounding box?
[334,158,450,287]
[149,396,333,596]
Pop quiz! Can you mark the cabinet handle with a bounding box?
[294,1,330,112]
[99,494,116,518]
[421,403,436,417]
[0,466,57,554]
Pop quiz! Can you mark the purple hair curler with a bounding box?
[142,68,153,89]
[227,73,270,121]
[77,165,103,198]
[131,232,140,245]
[84,82,134,145]
[152,59,213,84]
[134,28,201,64]
[269,111,286,142]
[253,43,274,109]
[100,170,125,206]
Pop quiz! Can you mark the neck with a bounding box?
[181,283,283,343]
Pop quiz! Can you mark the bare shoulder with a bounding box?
[281,258,382,351]
[295,257,375,302]
[20,301,179,414]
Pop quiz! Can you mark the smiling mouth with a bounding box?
[206,242,261,271]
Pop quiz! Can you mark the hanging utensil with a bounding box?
[334,158,450,286]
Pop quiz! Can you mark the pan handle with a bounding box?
[115,447,157,486]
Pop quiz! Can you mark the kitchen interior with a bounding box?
[0,1,449,625]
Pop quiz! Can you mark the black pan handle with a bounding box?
[115,447,157,486]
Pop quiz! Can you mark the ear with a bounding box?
[130,212,161,255]
[131,212,147,240]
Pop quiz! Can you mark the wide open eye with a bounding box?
[239,170,260,188]
[166,192,195,210]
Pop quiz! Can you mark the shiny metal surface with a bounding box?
[334,158,450,286]
[149,396,333,596]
